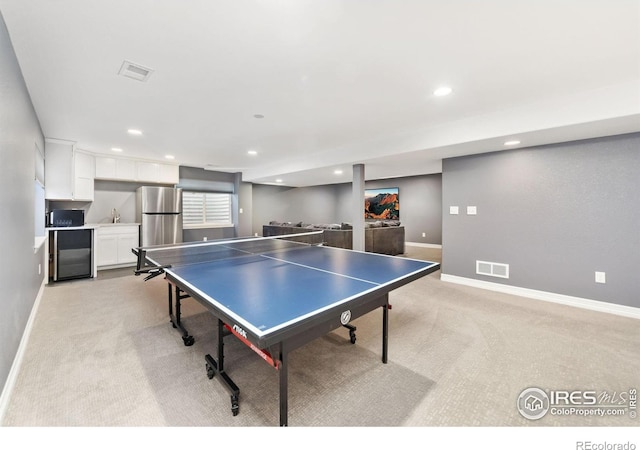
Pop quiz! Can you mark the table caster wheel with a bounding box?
[206,363,215,379]
[231,395,239,416]
[349,330,356,344]
[183,335,195,346]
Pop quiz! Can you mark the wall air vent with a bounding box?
[118,60,154,82]
[476,260,510,279]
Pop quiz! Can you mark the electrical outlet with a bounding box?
[38,263,41,275]
[203,237,207,241]
[595,271,606,284]
[422,232,426,238]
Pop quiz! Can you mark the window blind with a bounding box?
[183,191,232,227]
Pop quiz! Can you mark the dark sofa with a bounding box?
[263,221,405,255]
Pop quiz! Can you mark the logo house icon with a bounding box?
[517,387,550,420]
[526,395,543,411]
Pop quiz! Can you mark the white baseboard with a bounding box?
[440,273,640,320]
[0,279,45,425]
[405,242,442,249]
[97,262,136,271]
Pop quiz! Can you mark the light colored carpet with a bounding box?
[2,246,639,427]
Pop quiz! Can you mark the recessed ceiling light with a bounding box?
[165,155,175,160]
[127,129,143,135]
[433,86,453,97]
[253,114,264,119]
[111,147,123,152]
[334,169,343,175]
[504,140,521,146]
[247,150,258,156]
[275,179,283,183]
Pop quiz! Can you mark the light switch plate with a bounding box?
[450,206,459,215]
[467,206,477,215]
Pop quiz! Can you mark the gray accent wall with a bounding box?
[251,184,345,235]
[183,227,235,241]
[351,174,443,245]
[442,133,640,308]
[252,173,443,245]
[178,167,236,241]
[0,13,46,399]
[237,181,253,237]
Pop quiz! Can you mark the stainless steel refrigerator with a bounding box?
[136,186,183,247]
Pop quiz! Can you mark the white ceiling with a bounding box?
[2,0,639,187]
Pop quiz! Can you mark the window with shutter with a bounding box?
[182,191,233,228]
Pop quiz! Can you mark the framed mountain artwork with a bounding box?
[364,187,399,220]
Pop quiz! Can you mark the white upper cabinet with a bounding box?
[158,164,179,184]
[44,141,73,199]
[135,161,160,182]
[47,143,179,198]
[95,156,136,181]
[45,140,94,201]
[95,155,178,184]
[74,150,95,201]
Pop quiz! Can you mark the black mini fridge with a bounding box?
[53,229,93,281]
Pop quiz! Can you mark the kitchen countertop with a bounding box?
[47,223,140,231]
[46,225,98,231]
[88,223,140,227]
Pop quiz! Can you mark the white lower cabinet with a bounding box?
[96,225,140,269]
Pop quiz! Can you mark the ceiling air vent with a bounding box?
[118,60,154,82]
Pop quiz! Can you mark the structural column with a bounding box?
[352,164,365,251]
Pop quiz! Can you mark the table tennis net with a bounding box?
[138,231,324,269]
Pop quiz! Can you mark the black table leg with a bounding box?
[205,319,240,416]
[168,283,194,346]
[382,295,389,364]
[279,343,288,427]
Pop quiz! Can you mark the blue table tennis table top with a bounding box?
[144,238,439,341]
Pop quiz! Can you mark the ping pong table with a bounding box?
[134,233,439,426]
